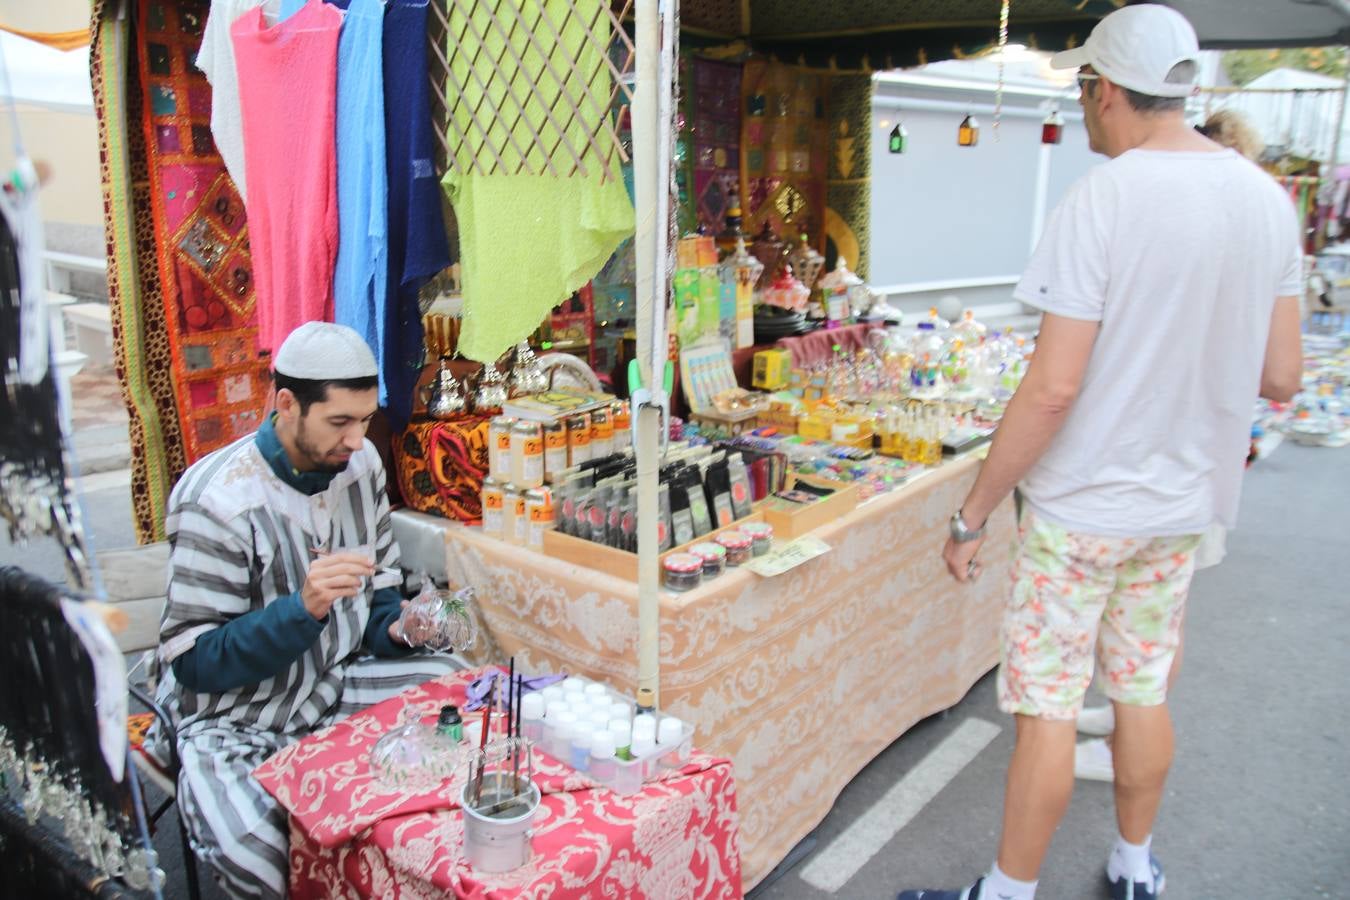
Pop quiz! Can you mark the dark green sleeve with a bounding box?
[171,592,325,693]
[364,586,415,658]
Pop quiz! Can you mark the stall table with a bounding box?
[254,668,742,899]
[394,452,1014,889]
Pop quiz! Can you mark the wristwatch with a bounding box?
[949,510,985,543]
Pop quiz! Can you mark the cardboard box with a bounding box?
[760,478,859,539]
[542,512,765,582]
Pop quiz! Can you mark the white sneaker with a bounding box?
[1077,704,1116,737]
[1075,738,1115,782]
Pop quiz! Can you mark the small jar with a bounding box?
[740,522,774,556]
[715,530,753,566]
[661,553,703,591]
[688,541,727,578]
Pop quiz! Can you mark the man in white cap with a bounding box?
[151,322,463,899]
[900,5,1303,900]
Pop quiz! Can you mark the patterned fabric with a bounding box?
[438,454,1015,889]
[825,74,871,280]
[93,0,188,542]
[252,667,743,899]
[998,508,1202,721]
[135,0,269,463]
[180,654,464,900]
[392,418,491,525]
[683,57,742,236]
[740,60,829,247]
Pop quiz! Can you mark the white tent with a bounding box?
[0,30,92,112]
[1210,67,1347,162]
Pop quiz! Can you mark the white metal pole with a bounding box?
[631,0,669,708]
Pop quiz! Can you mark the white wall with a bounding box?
[868,63,1103,311]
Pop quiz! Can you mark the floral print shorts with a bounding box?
[997,507,1202,720]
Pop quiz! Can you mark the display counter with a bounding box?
[390,452,1014,888]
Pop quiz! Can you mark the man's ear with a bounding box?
[275,387,299,421]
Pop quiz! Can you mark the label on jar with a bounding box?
[512,494,527,544]
[519,436,544,486]
[481,485,504,536]
[526,497,554,549]
[544,424,568,474]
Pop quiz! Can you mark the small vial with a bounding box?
[562,676,587,696]
[541,684,564,705]
[587,709,610,731]
[583,682,609,701]
[608,701,631,723]
[521,693,545,743]
[608,719,632,760]
[549,711,578,761]
[658,715,687,765]
[570,725,593,772]
[589,731,617,782]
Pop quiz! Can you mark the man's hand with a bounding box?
[387,599,411,645]
[301,552,374,621]
[943,534,986,583]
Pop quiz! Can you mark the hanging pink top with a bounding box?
[232,0,342,352]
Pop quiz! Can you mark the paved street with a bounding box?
[3,415,1346,899]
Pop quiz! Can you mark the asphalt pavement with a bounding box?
[2,409,1345,900]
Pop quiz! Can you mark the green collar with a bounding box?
[255,414,339,497]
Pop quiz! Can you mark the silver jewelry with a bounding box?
[950,510,986,543]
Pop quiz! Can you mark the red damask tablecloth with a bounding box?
[253,668,743,899]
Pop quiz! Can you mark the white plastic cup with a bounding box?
[561,676,587,695]
[589,730,617,781]
[541,685,564,705]
[607,700,631,723]
[583,682,609,700]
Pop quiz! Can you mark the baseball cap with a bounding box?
[1051,4,1199,99]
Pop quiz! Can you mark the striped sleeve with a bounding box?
[370,461,402,591]
[160,500,255,665]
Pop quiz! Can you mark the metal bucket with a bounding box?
[459,772,540,873]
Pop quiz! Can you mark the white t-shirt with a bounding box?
[1014,148,1302,537]
[198,0,263,202]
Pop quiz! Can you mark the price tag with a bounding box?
[745,535,832,577]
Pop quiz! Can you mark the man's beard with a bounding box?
[296,419,351,472]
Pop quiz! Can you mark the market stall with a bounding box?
[390,451,1016,887]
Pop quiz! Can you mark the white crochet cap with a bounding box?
[273,322,378,380]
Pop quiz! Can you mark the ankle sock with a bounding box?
[983,860,1037,900]
[1107,833,1154,890]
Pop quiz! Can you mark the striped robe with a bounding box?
[154,434,461,899]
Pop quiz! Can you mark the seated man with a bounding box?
[151,322,461,899]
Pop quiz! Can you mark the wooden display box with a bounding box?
[760,477,859,538]
[542,511,765,582]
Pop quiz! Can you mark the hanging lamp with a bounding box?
[958,114,979,147]
[889,122,908,154]
[1041,107,1064,144]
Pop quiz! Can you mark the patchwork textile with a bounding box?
[93,0,187,541]
[136,0,270,463]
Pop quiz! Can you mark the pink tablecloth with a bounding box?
[253,668,742,899]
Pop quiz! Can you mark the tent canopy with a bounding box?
[673,0,1350,72]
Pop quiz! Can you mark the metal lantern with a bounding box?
[958,114,979,147]
[888,122,908,154]
[1041,108,1064,145]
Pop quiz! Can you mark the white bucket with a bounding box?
[459,773,540,873]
